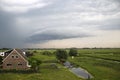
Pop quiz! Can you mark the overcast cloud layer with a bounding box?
[0,0,120,48]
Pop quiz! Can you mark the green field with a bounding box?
[0,49,82,80]
[0,68,81,80]
[70,48,120,80]
[0,48,120,80]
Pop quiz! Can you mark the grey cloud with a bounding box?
[0,11,14,32]
[100,24,120,30]
[0,10,24,48]
[20,0,120,31]
[19,0,120,44]
[99,18,120,30]
[113,0,120,3]
[0,0,120,48]
[26,28,91,43]
[22,0,120,17]
[101,25,120,30]
[21,0,69,17]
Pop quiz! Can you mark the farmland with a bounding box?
[0,49,82,80]
[70,48,120,80]
[0,48,120,80]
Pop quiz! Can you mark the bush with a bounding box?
[69,48,78,57]
[28,57,42,71]
[55,49,68,63]
[42,51,52,56]
[26,51,33,57]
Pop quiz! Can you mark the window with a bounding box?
[18,64,22,66]
[7,64,12,66]
[12,56,14,58]
[16,56,18,58]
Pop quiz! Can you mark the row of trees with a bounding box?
[55,48,78,63]
[28,48,78,71]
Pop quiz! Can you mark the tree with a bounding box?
[26,51,33,57]
[69,48,78,57]
[42,51,52,56]
[28,57,41,71]
[56,49,67,63]
[33,50,37,53]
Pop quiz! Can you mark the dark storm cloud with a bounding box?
[0,11,13,32]
[26,28,91,43]
[0,0,120,48]
[17,0,120,44]
[0,10,23,48]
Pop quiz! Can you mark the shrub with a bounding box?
[69,48,78,57]
[55,49,68,63]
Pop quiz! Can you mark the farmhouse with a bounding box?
[2,49,30,70]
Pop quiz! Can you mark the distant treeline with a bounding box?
[0,47,120,50]
[22,48,120,50]
[0,48,11,50]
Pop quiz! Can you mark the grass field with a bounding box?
[0,48,120,80]
[0,67,82,80]
[69,48,120,80]
[0,49,83,80]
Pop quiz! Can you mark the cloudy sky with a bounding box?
[0,0,120,48]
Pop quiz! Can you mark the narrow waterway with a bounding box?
[70,67,93,79]
[64,61,93,79]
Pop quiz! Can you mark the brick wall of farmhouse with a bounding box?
[2,50,28,70]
